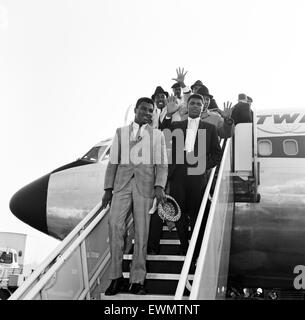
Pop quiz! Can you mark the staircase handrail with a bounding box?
[189,138,231,299]
[174,140,224,299]
[9,200,106,300]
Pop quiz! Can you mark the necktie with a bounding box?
[135,125,142,141]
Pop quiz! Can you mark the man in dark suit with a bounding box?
[231,93,253,125]
[101,97,168,295]
[148,94,222,255]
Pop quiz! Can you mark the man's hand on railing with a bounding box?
[101,189,113,209]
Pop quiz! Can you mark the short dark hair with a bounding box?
[135,97,154,109]
[187,94,204,104]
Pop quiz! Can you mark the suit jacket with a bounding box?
[161,118,222,179]
[104,123,168,198]
[152,106,181,130]
[231,102,253,125]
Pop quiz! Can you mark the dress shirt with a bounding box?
[159,107,167,124]
[132,122,148,141]
[185,117,200,152]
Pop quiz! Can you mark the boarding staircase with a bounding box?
[101,225,193,300]
[9,138,235,300]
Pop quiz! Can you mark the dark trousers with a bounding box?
[171,166,208,253]
[148,164,208,254]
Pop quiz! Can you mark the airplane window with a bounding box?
[258,140,272,156]
[283,139,298,156]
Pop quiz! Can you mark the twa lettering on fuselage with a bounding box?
[257,112,305,136]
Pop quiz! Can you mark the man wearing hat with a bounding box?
[231,93,253,125]
[101,97,168,295]
[191,80,222,111]
[151,86,182,129]
[172,68,220,112]
[190,80,206,93]
[197,86,234,139]
[247,96,253,105]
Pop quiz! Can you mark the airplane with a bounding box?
[9,109,305,299]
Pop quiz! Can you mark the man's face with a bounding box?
[173,87,182,99]
[154,93,167,110]
[134,102,154,125]
[188,98,204,118]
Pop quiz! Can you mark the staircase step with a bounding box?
[124,254,185,261]
[132,239,180,245]
[101,274,193,296]
[123,272,193,281]
[161,230,180,239]
[123,257,189,274]
[162,226,191,231]
[127,243,183,256]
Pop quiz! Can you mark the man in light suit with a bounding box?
[101,97,168,295]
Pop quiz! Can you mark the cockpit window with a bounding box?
[81,146,108,162]
[0,251,13,264]
[102,147,111,161]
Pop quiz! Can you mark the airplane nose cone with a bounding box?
[9,174,50,234]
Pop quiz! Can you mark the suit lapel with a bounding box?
[195,120,206,149]
[128,123,134,142]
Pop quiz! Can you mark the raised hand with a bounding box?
[222,101,233,118]
[171,67,188,87]
[166,94,179,116]
[203,97,210,110]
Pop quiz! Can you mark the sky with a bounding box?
[1,0,305,264]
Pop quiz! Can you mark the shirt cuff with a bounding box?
[154,185,164,189]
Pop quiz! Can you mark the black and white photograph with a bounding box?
[1,0,305,304]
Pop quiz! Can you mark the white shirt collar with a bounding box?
[132,121,148,130]
[132,122,147,139]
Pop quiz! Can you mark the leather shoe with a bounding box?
[129,283,147,295]
[105,276,125,296]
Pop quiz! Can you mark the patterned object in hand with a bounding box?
[158,195,181,222]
